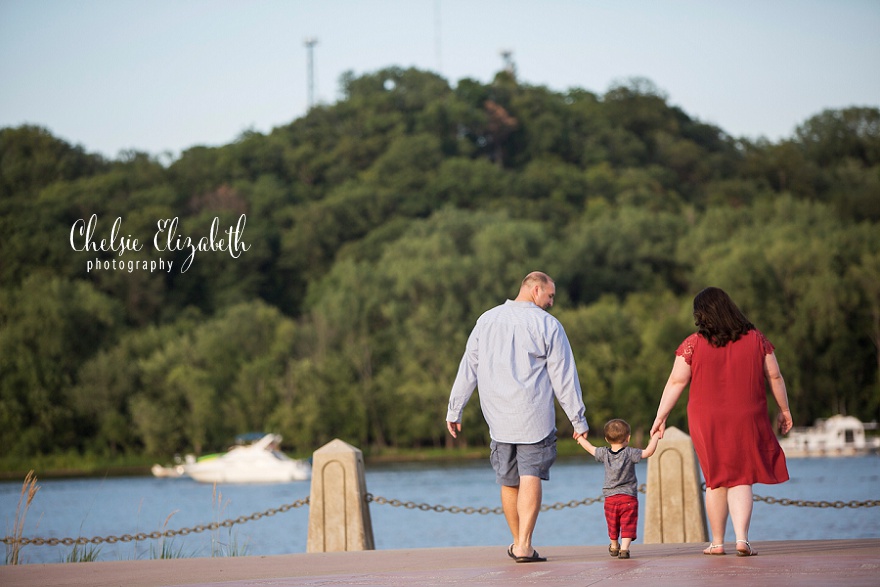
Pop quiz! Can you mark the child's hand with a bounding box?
[576,435,597,455]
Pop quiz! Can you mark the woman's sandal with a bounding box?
[736,540,757,557]
[703,543,726,555]
[609,544,620,557]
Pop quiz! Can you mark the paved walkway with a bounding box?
[2,539,879,586]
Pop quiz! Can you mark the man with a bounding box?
[446,271,589,563]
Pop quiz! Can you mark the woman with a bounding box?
[651,287,793,557]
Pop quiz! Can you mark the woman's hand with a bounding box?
[650,417,667,439]
[776,410,793,435]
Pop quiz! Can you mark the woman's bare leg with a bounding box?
[728,485,755,554]
[704,486,729,551]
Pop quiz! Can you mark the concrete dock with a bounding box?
[2,539,879,586]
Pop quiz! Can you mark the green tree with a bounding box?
[0,125,105,198]
[555,204,687,304]
[0,275,123,455]
[795,107,880,167]
[1,68,878,463]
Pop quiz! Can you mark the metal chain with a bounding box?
[364,484,880,514]
[363,486,642,516]
[366,492,604,514]
[5,482,878,548]
[752,495,880,509]
[1,497,309,547]
[697,482,879,509]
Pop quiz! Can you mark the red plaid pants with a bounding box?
[604,494,638,540]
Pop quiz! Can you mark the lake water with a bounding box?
[2,455,878,565]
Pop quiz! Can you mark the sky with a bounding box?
[1,0,879,161]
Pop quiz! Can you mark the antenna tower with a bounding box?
[304,37,318,110]
[500,49,516,78]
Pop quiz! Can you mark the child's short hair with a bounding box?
[604,419,631,443]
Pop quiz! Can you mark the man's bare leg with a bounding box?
[506,475,541,558]
[501,484,520,551]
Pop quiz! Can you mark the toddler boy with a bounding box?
[577,419,661,559]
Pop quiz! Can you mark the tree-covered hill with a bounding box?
[1,67,878,460]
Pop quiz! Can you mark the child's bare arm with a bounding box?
[577,435,597,456]
[641,430,662,458]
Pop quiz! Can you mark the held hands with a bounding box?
[575,432,596,456]
[650,417,666,439]
[776,410,793,435]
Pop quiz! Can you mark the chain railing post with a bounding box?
[306,439,375,553]
[644,426,708,544]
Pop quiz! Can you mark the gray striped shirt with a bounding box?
[446,300,589,443]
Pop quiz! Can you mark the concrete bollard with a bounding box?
[307,439,375,553]
[643,426,708,544]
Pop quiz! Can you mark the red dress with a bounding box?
[676,330,789,489]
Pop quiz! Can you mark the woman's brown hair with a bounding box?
[693,287,754,347]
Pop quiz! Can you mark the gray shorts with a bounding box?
[490,432,558,486]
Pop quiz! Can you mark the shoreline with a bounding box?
[7,444,876,482]
[0,447,499,482]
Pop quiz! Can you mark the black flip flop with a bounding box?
[507,544,515,559]
[515,550,547,563]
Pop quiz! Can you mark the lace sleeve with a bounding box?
[756,330,775,355]
[675,333,699,365]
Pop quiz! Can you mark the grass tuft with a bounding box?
[210,485,249,558]
[5,470,40,565]
[63,543,102,563]
[150,510,189,559]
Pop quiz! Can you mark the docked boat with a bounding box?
[151,453,191,478]
[183,433,311,483]
[778,415,880,457]
[150,463,186,478]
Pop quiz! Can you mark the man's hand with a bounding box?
[447,421,461,438]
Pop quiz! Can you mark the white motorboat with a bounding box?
[151,453,190,478]
[778,415,880,458]
[151,463,186,478]
[183,433,311,483]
